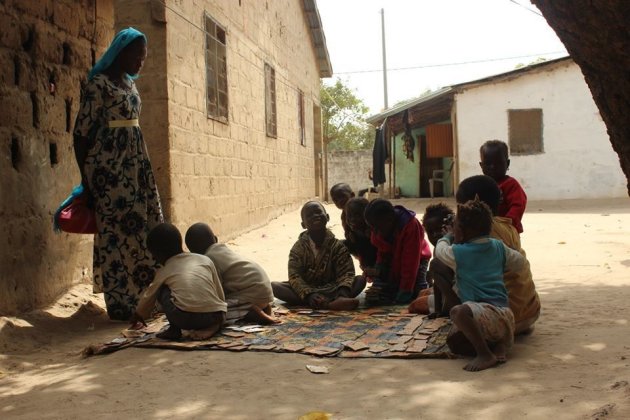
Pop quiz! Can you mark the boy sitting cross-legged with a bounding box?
[130,223,227,340]
[185,222,278,325]
[271,201,365,311]
[437,200,524,371]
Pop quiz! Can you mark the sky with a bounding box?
[317,0,568,115]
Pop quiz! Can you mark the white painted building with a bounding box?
[366,57,627,200]
[454,58,626,200]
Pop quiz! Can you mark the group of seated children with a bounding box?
[406,140,540,370]
[133,139,539,372]
[276,183,433,310]
[131,222,277,340]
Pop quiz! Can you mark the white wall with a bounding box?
[454,61,626,200]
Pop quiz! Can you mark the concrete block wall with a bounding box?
[0,0,114,314]
[161,0,322,239]
[114,0,171,219]
[327,150,373,197]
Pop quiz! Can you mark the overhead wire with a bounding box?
[334,51,565,75]
[507,0,544,17]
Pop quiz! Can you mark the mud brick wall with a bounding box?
[0,0,114,314]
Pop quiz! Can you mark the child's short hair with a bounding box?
[422,203,454,224]
[330,183,353,196]
[480,139,509,160]
[345,197,370,217]
[147,223,182,256]
[300,200,326,220]
[455,175,501,215]
[456,199,493,238]
[364,198,394,225]
[185,222,218,254]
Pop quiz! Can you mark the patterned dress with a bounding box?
[73,73,163,320]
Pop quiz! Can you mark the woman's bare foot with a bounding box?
[187,323,221,340]
[328,297,359,311]
[463,353,499,372]
[156,326,182,340]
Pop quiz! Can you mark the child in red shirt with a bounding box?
[479,140,527,233]
[364,199,431,305]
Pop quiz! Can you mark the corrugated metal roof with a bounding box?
[302,0,333,78]
[366,86,454,125]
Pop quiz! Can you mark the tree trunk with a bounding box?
[531,0,630,196]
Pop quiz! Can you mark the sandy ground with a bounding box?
[1,197,629,420]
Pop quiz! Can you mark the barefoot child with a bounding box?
[456,175,540,334]
[131,223,226,340]
[185,223,278,324]
[436,200,524,371]
[272,201,365,311]
[479,140,527,233]
[363,199,431,305]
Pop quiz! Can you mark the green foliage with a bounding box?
[321,79,374,151]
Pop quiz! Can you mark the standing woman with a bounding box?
[73,28,163,320]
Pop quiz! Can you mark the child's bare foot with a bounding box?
[328,297,359,311]
[244,306,281,325]
[187,323,221,340]
[156,326,182,340]
[463,353,499,372]
[492,342,508,363]
[408,296,430,314]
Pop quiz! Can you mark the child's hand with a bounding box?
[129,312,146,329]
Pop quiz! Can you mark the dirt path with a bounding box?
[1,198,629,419]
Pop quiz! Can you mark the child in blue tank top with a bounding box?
[434,199,524,372]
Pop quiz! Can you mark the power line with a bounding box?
[334,51,565,75]
[507,0,544,17]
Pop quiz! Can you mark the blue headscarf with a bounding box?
[88,27,147,81]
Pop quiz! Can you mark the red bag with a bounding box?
[57,194,97,234]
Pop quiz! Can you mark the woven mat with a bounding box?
[84,306,454,359]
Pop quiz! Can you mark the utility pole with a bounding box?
[381,8,388,109]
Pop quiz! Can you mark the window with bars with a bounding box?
[264,63,277,138]
[298,90,305,146]
[205,14,228,122]
[508,108,543,154]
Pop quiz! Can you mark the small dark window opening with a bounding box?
[62,42,72,65]
[22,27,34,51]
[13,55,20,86]
[205,14,228,122]
[508,109,544,155]
[298,90,305,146]
[65,99,72,132]
[30,92,39,128]
[49,142,58,167]
[11,136,20,171]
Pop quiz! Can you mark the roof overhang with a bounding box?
[366,87,455,133]
[302,0,333,78]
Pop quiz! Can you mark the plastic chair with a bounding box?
[429,160,454,198]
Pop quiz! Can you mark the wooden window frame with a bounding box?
[508,108,544,155]
[205,13,228,123]
[298,89,305,146]
[264,63,277,138]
